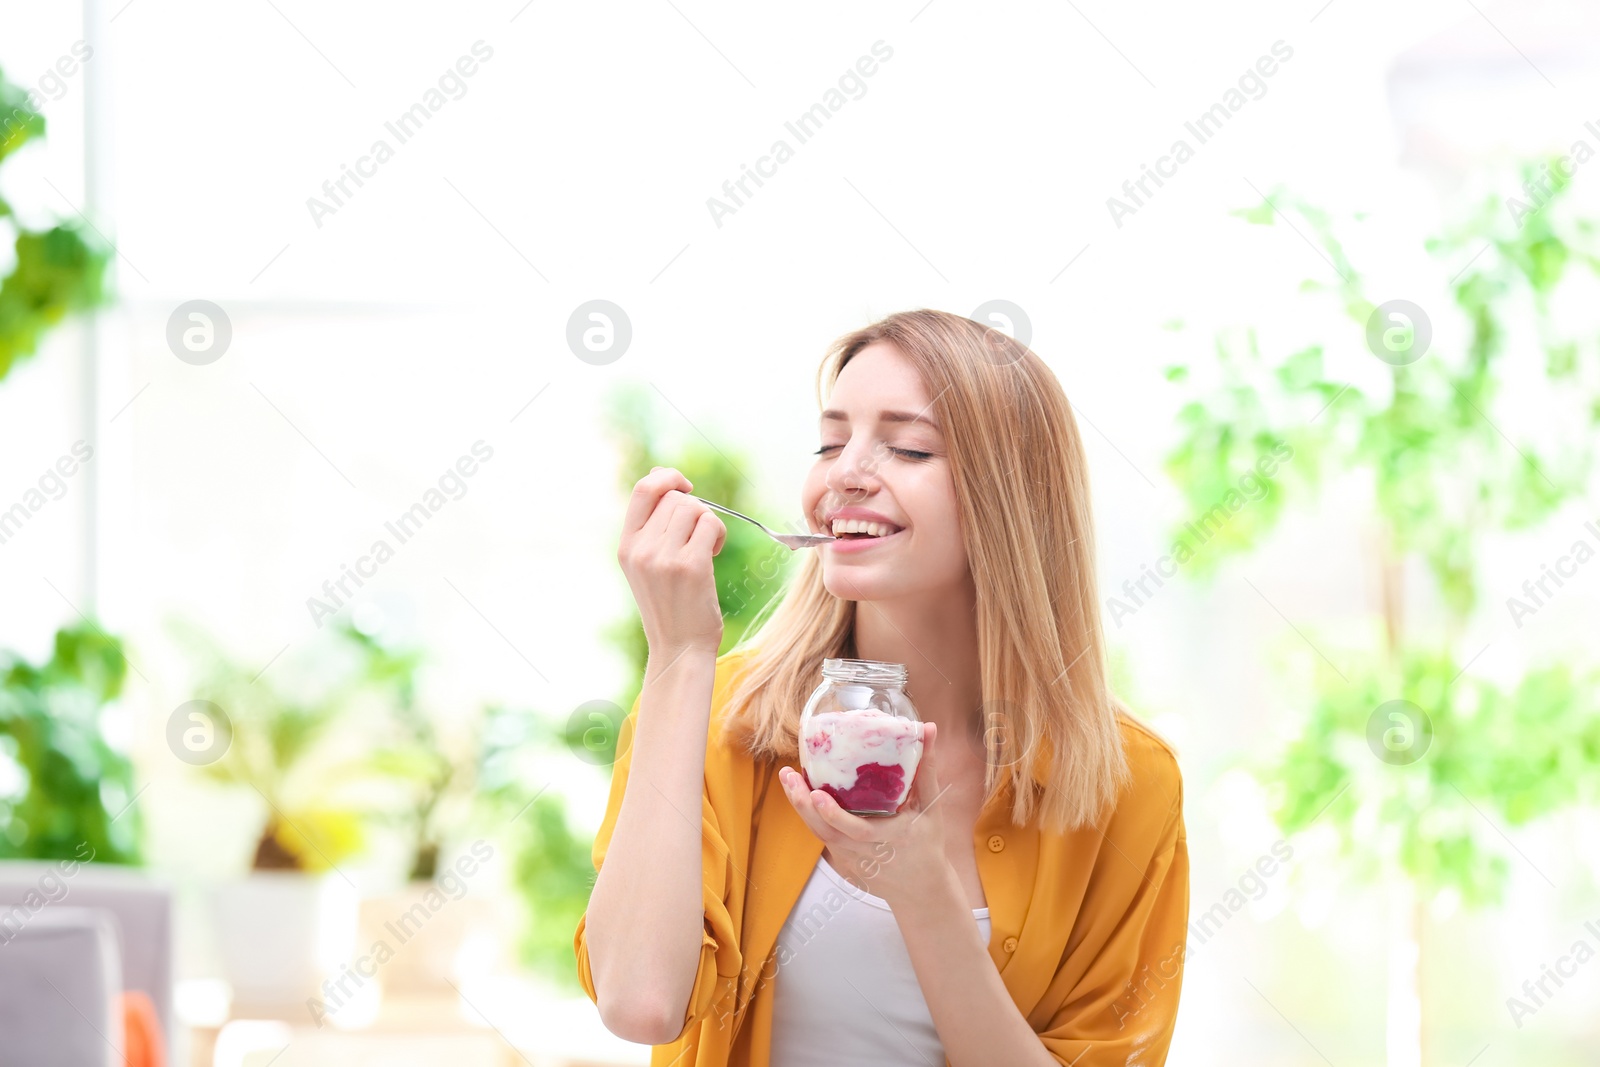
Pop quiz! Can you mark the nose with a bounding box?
[822,438,889,500]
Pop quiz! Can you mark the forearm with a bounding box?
[583,645,717,1034]
[893,864,1056,1067]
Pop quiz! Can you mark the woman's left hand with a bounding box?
[780,721,952,908]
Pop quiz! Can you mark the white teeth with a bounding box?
[830,518,898,537]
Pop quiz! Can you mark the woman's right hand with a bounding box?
[619,466,728,656]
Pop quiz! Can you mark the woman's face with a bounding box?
[802,342,968,601]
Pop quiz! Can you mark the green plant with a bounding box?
[1162,165,1600,1063]
[0,75,124,863]
[0,69,111,385]
[341,621,484,882]
[594,380,795,761]
[0,622,139,863]
[468,381,799,988]
[476,704,595,988]
[176,622,380,873]
[243,616,601,986]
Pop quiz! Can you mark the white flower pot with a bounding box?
[211,871,358,1019]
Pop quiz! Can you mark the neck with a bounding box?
[847,577,984,760]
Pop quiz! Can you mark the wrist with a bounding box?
[646,641,720,670]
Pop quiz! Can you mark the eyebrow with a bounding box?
[819,409,942,432]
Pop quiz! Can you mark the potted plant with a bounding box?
[345,623,500,995]
[177,624,377,1017]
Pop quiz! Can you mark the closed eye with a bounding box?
[813,445,933,460]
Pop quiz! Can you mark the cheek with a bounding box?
[917,524,965,566]
[907,484,965,558]
[902,474,958,529]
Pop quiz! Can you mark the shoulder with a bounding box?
[1028,706,1185,901]
[1103,706,1186,848]
[1116,707,1183,798]
[1023,705,1185,932]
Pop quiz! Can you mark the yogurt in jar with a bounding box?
[799,708,924,814]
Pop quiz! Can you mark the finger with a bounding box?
[661,492,707,548]
[780,767,835,841]
[623,467,692,538]
[785,768,871,840]
[624,468,691,539]
[636,488,697,550]
[710,511,727,555]
[812,791,875,841]
[688,508,726,557]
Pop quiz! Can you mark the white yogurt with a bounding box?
[799,708,923,809]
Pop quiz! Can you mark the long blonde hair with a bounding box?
[717,308,1132,834]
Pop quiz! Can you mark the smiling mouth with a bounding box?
[828,525,906,543]
[816,510,906,540]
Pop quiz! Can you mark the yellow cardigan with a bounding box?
[574,649,1190,1066]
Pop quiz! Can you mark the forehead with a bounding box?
[820,343,940,430]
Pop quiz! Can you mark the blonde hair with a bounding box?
[717,308,1132,834]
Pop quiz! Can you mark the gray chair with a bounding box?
[0,906,124,1066]
[0,860,174,1053]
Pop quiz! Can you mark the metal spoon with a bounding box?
[688,495,835,550]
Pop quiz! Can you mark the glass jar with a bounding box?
[797,658,924,816]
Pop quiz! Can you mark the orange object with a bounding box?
[118,989,168,1067]
[575,649,1190,1066]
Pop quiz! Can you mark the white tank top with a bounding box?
[769,852,990,1066]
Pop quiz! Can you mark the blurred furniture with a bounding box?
[0,906,124,1066]
[0,860,174,1061]
[207,986,648,1067]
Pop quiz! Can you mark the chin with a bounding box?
[823,574,892,602]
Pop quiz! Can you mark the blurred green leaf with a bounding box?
[0,68,111,384]
[0,621,139,864]
[1167,167,1600,908]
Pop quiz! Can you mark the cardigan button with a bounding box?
[1003,936,1019,953]
[987,834,1005,853]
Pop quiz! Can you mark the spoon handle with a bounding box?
[689,495,765,533]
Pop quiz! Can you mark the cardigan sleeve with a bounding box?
[1036,763,1189,1065]
[573,690,745,1045]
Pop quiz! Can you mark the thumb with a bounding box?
[912,721,940,808]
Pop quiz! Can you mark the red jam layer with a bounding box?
[802,761,908,814]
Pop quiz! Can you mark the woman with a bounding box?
[575,309,1189,1066]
